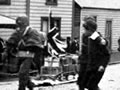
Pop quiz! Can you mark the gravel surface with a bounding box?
[99,63,120,90]
[0,64,120,90]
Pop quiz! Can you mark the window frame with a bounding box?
[0,0,11,5]
[41,17,49,33]
[41,17,61,34]
[45,0,57,5]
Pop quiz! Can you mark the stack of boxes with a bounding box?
[40,54,79,80]
[41,57,62,78]
[60,55,78,75]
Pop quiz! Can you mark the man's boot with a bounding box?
[78,85,85,90]
[27,81,36,90]
[18,84,26,90]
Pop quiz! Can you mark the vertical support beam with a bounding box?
[72,0,75,41]
[26,0,30,20]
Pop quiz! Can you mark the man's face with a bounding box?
[16,24,26,34]
[16,16,29,29]
[83,27,93,36]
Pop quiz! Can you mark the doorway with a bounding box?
[105,20,112,51]
[41,17,61,34]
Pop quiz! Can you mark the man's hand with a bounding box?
[100,37,106,45]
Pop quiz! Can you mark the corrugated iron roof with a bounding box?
[0,15,15,24]
[75,0,120,9]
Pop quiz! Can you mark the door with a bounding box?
[105,20,112,51]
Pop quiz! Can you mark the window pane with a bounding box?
[42,20,48,33]
[46,0,57,5]
[0,0,11,5]
[41,17,61,34]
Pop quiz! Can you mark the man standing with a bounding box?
[0,37,5,63]
[71,37,79,54]
[77,17,110,90]
[66,37,72,53]
[5,15,45,90]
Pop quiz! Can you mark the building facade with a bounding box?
[75,0,120,52]
[0,0,74,40]
[0,0,120,52]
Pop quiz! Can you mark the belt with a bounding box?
[16,51,34,58]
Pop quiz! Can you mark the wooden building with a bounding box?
[0,0,74,40]
[75,0,120,52]
[0,0,120,52]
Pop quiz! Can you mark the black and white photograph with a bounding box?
[0,0,120,90]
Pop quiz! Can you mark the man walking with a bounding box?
[5,15,45,90]
[77,16,110,90]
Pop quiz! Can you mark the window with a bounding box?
[41,17,61,34]
[0,0,11,5]
[45,0,57,5]
[41,18,49,34]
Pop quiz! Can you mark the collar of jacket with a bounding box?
[89,31,100,40]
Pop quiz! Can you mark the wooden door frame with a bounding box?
[105,19,112,51]
[41,17,61,34]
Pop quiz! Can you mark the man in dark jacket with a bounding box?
[71,37,79,54]
[77,17,110,90]
[66,37,72,53]
[117,37,120,51]
[5,15,45,90]
[77,29,91,90]
[0,37,5,63]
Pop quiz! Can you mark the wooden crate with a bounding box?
[60,56,73,65]
[41,66,62,75]
[44,57,60,67]
[62,64,78,73]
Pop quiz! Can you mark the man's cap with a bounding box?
[84,16,96,22]
[16,15,29,26]
[83,19,97,31]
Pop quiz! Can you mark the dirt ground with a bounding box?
[0,63,120,90]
